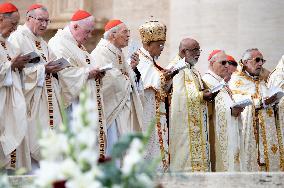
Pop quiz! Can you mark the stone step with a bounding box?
[8,172,284,188]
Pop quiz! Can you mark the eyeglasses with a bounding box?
[29,16,51,24]
[219,60,229,66]
[159,44,164,49]
[248,57,266,64]
[185,48,202,53]
[228,61,238,67]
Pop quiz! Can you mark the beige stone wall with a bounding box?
[169,0,284,74]
[2,0,284,73]
[111,0,170,65]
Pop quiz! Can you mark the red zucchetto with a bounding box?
[27,4,43,13]
[0,2,18,14]
[227,55,237,63]
[71,10,92,21]
[105,20,123,32]
[208,49,222,61]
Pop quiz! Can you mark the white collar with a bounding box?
[97,38,122,56]
[206,70,223,82]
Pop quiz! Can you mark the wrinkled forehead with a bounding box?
[117,23,128,32]
[32,8,49,18]
[251,50,263,58]
[187,41,200,49]
[216,51,227,62]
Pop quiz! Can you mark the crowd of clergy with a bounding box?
[1,2,284,174]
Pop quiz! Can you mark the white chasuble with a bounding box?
[169,55,210,172]
[0,36,31,170]
[267,55,284,171]
[214,87,242,171]
[91,39,143,156]
[8,24,62,161]
[48,27,106,159]
[229,71,284,171]
[202,70,223,89]
[202,70,223,171]
[136,47,170,172]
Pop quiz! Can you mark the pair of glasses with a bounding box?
[228,61,238,67]
[186,48,202,53]
[250,57,266,63]
[29,16,51,24]
[219,60,229,66]
[159,44,164,49]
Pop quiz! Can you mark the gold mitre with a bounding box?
[139,19,167,44]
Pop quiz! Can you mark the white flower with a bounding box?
[112,184,122,188]
[75,128,96,148]
[136,173,154,188]
[35,161,63,187]
[0,174,10,187]
[66,171,101,188]
[78,149,98,166]
[39,131,69,160]
[122,138,143,175]
[59,159,81,179]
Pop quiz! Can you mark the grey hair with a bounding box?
[0,12,17,18]
[209,50,225,63]
[70,16,94,29]
[103,24,123,39]
[26,7,48,18]
[242,48,259,61]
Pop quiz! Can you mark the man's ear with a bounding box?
[73,24,79,30]
[0,15,4,23]
[242,59,247,66]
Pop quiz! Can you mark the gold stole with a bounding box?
[184,68,208,171]
[35,41,54,129]
[79,45,106,159]
[1,40,17,169]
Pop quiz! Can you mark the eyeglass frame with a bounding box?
[247,57,266,64]
[185,48,202,53]
[28,16,51,24]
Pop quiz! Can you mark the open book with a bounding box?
[24,51,41,67]
[99,64,113,72]
[167,57,188,72]
[210,80,226,93]
[266,87,284,104]
[48,57,70,69]
[231,98,253,108]
[24,51,40,60]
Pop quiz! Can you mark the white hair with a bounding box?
[103,23,123,40]
[26,7,48,18]
[0,12,17,18]
[70,16,95,30]
[242,48,259,61]
[209,50,225,63]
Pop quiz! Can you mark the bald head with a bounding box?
[178,38,201,66]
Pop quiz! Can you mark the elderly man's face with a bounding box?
[27,8,49,36]
[211,52,229,79]
[147,40,165,59]
[243,50,265,76]
[113,24,130,49]
[228,62,237,75]
[0,12,20,38]
[184,42,201,65]
[73,22,94,45]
